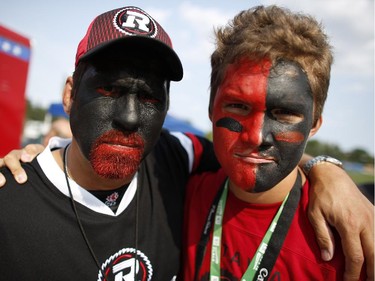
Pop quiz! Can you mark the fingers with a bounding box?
[308,209,334,261]
[309,207,367,281]
[361,215,374,280]
[0,157,5,187]
[308,164,373,280]
[3,149,28,184]
[341,233,364,281]
[336,209,368,281]
[0,144,45,187]
[23,144,44,160]
[0,172,5,187]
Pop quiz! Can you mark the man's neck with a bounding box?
[229,168,304,204]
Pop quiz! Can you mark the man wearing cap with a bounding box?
[0,5,372,281]
[0,6,200,280]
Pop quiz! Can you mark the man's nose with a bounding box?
[259,117,275,148]
[113,95,140,132]
[239,113,263,146]
[240,129,262,147]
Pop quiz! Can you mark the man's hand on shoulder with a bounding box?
[0,144,44,187]
[307,162,374,281]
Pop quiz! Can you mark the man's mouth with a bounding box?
[95,130,144,151]
[234,151,275,164]
[99,143,142,152]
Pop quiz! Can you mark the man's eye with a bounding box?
[96,86,118,97]
[224,103,250,115]
[140,95,160,104]
[271,109,304,124]
[138,90,163,104]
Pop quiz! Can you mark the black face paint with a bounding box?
[253,60,313,192]
[69,53,169,179]
[216,117,243,133]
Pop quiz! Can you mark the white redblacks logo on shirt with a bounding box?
[97,248,152,281]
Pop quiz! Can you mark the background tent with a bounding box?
[0,25,31,156]
[47,103,68,118]
[163,114,205,136]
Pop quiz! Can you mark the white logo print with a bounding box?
[98,248,153,281]
[257,268,269,281]
[113,7,158,38]
[121,11,150,33]
[112,258,138,281]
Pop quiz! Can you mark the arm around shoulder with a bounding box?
[306,159,374,281]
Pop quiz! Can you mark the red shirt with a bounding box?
[182,169,366,280]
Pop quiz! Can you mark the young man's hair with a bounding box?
[209,5,333,124]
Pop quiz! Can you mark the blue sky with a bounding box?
[1,0,373,154]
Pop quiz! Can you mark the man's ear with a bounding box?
[62,76,74,115]
[309,116,323,138]
[208,112,213,122]
[208,106,213,122]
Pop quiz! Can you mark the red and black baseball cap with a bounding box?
[75,6,183,81]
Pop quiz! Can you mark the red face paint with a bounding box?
[274,131,305,143]
[212,58,272,190]
[90,130,144,179]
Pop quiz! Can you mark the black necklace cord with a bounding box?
[134,180,139,280]
[63,144,104,276]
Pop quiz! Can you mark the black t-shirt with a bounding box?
[0,130,219,280]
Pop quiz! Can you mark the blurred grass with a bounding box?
[347,171,374,185]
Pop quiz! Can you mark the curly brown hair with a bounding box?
[209,5,333,124]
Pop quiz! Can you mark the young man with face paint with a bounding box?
[182,6,370,280]
[0,5,373,281]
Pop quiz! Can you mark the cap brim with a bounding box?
[79,36,183,81]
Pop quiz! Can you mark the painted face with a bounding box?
[212,58,313,192]
[69,55,169,179]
